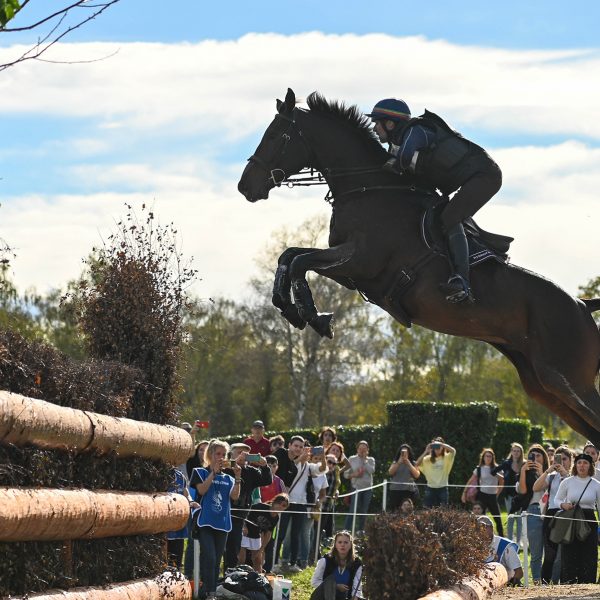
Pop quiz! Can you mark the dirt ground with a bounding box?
[491,583,599,599]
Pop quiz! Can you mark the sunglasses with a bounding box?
[327,460,336,465]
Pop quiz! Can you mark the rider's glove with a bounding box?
[382,158,403,175]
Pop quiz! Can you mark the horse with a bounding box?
[238,88,600,445]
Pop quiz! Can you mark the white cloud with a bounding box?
[1,34,600,139]
[0,33,599,302]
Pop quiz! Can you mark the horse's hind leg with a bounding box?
[273,247,320,330]
[493,344,600,446]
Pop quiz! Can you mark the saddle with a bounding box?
[422,201,513,266]
[382,198,513,328]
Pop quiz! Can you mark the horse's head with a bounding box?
[238,88,311,202]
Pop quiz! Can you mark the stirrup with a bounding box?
[439,275,473,303]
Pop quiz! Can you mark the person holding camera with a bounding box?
[516,444,548,583]
[344,441,376,533]
[190,439,241,600]
[533,445,573,583]
[495,443,524,545]
[275,437,327,573]
[223,442,272,571]
[416,437,456,508]
[388,443,420,510]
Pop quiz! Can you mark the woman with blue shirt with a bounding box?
[190,440,241,599]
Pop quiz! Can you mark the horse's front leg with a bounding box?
[289,242,356,339]
[273,247,320,330]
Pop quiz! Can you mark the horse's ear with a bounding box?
[276,98,283,112]
[284,88,296,112]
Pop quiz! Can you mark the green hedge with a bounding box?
[491,418,531,459]
[529,425,545,446]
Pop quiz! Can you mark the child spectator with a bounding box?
[260,455,286,501]
[240,493,289,572]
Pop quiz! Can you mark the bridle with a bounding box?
[247,110,313,186]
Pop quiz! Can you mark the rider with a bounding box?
[367,98,502,303]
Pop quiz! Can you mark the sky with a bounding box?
[1,1,599,302]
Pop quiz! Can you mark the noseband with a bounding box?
[248,112,312,186]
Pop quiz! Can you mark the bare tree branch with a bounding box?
[0,0,121,72]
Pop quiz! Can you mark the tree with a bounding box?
[0,1,121,71]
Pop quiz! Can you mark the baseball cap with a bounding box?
[252,420,265,428]
[477,515,494,527]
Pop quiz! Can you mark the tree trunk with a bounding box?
[0,488,189,541]
[0,391,194,464]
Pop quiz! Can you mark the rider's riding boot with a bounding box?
[439,223,473,303]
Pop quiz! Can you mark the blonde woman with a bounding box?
[190,440,241,599]
[416,437,456,507]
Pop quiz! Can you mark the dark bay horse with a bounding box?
[238,88,600,445]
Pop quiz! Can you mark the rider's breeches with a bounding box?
[441,159,502,231]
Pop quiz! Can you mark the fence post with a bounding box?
[521,512,529,588]
[193,539,200,598]
[314,511,323,565]
[382,480,388,512]
[351,491,358,537]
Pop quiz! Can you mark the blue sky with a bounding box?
[0,2,599,299]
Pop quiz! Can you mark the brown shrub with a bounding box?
[363,508,488,600]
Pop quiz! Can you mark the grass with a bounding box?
[288,568,315,600]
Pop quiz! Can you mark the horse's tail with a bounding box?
[582,298,600,313]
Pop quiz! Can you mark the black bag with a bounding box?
[222,567,272,599]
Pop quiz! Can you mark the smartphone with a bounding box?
[528,452,535,461]
[311,446,324,456]
[554,454,561,465]
[195,420,210,429]
[401,448,408,457]
[247,454,261,462]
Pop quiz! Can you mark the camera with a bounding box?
[311,446,324,456]
[432,443,441,450]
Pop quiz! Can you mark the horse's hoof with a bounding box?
[310,313,335,339]
[281,305,307,330]
[272,292,286,310]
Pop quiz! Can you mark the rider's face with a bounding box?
[373,120,388,143]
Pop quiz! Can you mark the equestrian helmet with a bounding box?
[367,98,411,122]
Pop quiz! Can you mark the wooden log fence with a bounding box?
[0,391,194,464]
[0,488,189,542]
[5,571,192,600]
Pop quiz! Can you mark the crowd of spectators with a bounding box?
[170,420,600,597]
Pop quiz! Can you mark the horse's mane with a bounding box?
[306,91,384,154]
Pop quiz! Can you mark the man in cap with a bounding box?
[244,420,271,456]
[223,442,272,570]
[478,515,523,585]
[367,98,502,303]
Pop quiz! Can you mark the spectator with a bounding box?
[183,440,210,579]
[582,441,600,479]
[269,435,286,455]
[274,436,326,573]
[181,421,193,434]
[223,442,272,571]
[190,439,241,599]
[167,468,198,569]
[310,531,363,600]
[239,493,290,572]
[177,422,194,476]
[321,454,341,539]
[461,448,504,536]
[344,441,376,533]
[399,497,414,517]
[516,444,548,583]
[533,445,573,583]
[388,443,420,510]
[416,437,456,508]
[186,440,209,480]
[555,453,600,583]
[471,500,485,516]
[319,426,337,448]
[244,420,271,456]
[309,448,331,564]
[496,443,524,545]
[328,441,351,475]
[260,455,286,502]
[478,515,523,586]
